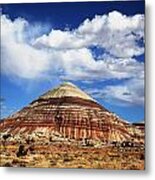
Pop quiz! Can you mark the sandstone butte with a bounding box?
[0,82,144,146]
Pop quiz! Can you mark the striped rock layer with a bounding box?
[0,82,143,143]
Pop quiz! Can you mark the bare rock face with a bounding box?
[0,82,143,145]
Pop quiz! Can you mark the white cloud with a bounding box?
[1,15,52,79]
[0,11,144,106]
[34,11,144,58]
[78,11,144,58]
[33,30,85,49]
[87,76,144,106]
[107,11,143,31]
[1,12,144,80]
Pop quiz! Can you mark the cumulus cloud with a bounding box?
[34,11,144,58]
[0,11,144,106]
[1,15,52,79]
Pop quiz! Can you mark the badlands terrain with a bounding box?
[0,82,145,169]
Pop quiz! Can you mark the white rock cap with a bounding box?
[39,81,96,102]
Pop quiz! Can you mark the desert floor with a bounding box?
[0,142,144,170]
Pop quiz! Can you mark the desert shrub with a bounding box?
[50,160,57,166]
[3,162,12,167]
[28,145,35,153]
[129,164,139,170]
[19,163,26,167]
[49,137,53,142]
[16,145,27,157]
[63,156,73,162]
[140,153,145,160]
[29,145,34,151]
[77,165,83,168]
[3,134,11,140]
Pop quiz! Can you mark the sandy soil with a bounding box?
[0,142,144,170]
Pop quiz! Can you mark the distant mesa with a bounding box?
[0,82,144,145]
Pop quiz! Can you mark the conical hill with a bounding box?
[0,82,143,145]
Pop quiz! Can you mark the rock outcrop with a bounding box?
[0,82,143,145]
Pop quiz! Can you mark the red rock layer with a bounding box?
[0,96,142,143]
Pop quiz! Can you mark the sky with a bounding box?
[0,1,145,122]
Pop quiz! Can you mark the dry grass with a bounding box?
[0,142,144,170]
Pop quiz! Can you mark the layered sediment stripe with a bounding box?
[0,82,144,143]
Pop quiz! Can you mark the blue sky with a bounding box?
[0,1,145,122]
